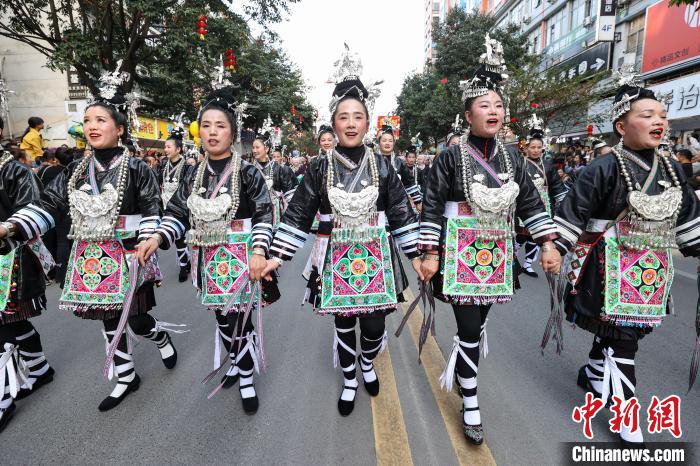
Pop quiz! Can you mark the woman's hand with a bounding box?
[0,224,9,240]
[248,254,267,282]
[420,253,440,283]
[411,257,424,281]
[540,241,561,274]
[135,236,160,266]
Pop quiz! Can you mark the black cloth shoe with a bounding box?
[462,406,484,445]
[15,366,55,400]
[240,383,259,415]
[98,374,141,412]
[0,402,16,433]
[161,334,177,370]
[522,267,538,278]
[358,355,379,397]
[178,265,190,283]
[337,382,357,417]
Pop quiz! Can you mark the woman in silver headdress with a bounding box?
[159,122,193,282]
[251,119,297,228]
[1,68,182,413]
[0,114,55,432]
[416,34,561,445]
[516,113,568,278]
[553,67,700,445]
[143,86,279,415]
[263,74,422,417]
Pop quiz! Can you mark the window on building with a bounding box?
[570,0,586,30]
[546,6,569,51]
[626,14,646,68]
[68,103,77,112]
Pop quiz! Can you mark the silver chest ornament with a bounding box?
[185,153,242,247]
[161,180,179,208]
[532,174,546,192]
[69,183,120,240]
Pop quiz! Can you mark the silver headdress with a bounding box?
[525,113,546,143]
[328,43,363,85]
[92,60,130,103]
[0,77,14,118]
[328,43,382,117]
[451,114,463,132]
[168,112,187,139]
[459,34,509,102]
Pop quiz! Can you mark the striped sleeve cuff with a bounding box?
[523,212,558,243]
[553,191,568,203]
[283,188,296,204]
[138,215,160,242]
[406,185,423,204]
[419,221,441,252]
[270,222,308,261]
[9,204,55,240]
[0,237,28,255]
[392,222,420,258]
[675,216,700,255]
[252,222,273,252]
[156,216,186,249]
[554,215,582,250]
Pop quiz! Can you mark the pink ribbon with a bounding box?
[102,257,140,378]
[464,142,503,187]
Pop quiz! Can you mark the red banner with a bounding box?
[376,115,401,138]
[641,1,700,74]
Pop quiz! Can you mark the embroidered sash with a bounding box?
[199,231,252,307]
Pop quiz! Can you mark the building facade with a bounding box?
[485,0,700,140]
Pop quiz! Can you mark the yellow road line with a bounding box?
[372,348,414,466]
[402,288,497,466]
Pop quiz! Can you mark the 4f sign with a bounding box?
[595,0,617,42]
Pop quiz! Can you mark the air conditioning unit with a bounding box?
[583,16,593,26]
[523,15,532,24]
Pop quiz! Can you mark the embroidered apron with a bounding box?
[193,220,252,308]
[319,227,397,313]
[601,221,673,328]
[0,250,16,311]
[442,203,514,301]
[61,240,132,311]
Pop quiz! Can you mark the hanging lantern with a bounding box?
[299,114,303,124]
[531,102,539,108]
[198,15,207,40]
[224,48,236,71]
[587,124,593,136]
[291,104,296,116]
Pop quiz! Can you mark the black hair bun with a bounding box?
[169,126,186,140]
[379,124,394,135]
[332,76,369,100]
[528,128,545,140]
[470,64,504,90]
[202,86,240,114]
[613,84,657,109]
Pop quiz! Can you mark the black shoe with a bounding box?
[462,406,484,445]
[359,355,379,397]
[522,267,539,278]
[161,334,177,370]
[463,422,484,445]
[620,437,646,449]
[15,366,55,400]
[337,382,358,417]
[98,374,141,412]
[240,383,259,415]
[178,264,191,282]
[0,402,16,433]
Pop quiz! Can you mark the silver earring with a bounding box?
[464,124,471,139]
[117,138,123,148]
[619,135,624,148]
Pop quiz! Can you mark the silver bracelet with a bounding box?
[271,256,284,267]
[0,221,15,238]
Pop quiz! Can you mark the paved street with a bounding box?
[3,243,699,465]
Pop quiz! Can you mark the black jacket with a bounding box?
[0,158,46,302]
[419,136,558,251]
[255,160,297,203]
[158,158,273,252]
[523,157,568,212]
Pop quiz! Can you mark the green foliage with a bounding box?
[395,9,608,148]
[0,0,309,130]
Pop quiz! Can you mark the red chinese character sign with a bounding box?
[376,115,400,138]
[642,0,700,74]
